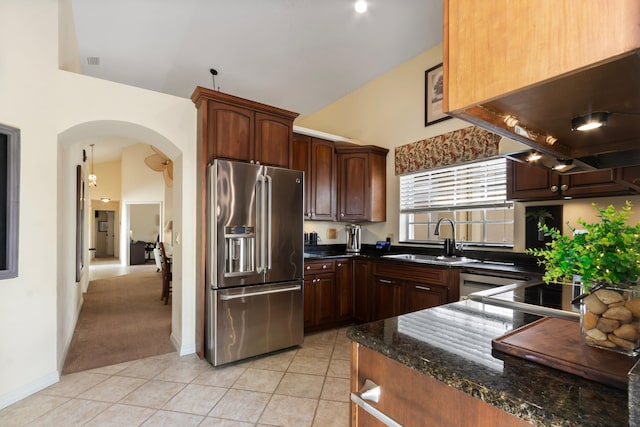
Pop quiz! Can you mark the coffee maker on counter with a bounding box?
[346,224,361,253]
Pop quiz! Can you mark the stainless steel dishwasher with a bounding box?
[459,268,535,299]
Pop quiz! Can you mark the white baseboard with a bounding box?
[0,370,59,410]
[170,332,195,356]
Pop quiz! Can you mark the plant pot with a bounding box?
[581,284,640,356]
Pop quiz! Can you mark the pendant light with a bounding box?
[88,144,97,187]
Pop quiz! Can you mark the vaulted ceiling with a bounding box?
[72,0,444,118]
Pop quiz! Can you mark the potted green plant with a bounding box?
[528,201,640,355]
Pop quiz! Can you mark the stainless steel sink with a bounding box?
[381,253,478,266]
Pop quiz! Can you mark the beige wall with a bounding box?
[0,0,60,407]
[297,45,473,247]
[0,0,197,409]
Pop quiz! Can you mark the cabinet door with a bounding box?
[303,275,315,329]
[405,282,447,313]
[619,166,640,192]
[338,152,370,221]
[254,112,292,167]
[506,160,560,201]
[335,259,353,321]
[314,273,336,326]
[372,276,403,321]
[291,134,311,218]
[354,259,372,323]
[207,101,254,163]
[310,138,336,220]
[562,168,632,197]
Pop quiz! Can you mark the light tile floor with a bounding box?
[0,328,352,427]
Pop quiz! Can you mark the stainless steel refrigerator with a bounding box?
[205,159,304,366]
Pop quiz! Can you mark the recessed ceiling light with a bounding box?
[354,0,367,13]
[526,151,542,162]
[100,197,111,203]
[571,112,609,131]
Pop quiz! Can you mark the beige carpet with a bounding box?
[62,271,175,374]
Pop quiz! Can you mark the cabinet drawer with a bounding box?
[304,259,336,274]
[374,261,446,285]
[352,343,532,427]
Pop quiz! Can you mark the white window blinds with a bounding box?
[400,158,510,213]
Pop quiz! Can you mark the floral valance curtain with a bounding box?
[394,126,501,175]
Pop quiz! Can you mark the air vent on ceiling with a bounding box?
[86,56,100,66]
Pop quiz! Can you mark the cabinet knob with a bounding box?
[550,185,559,192]
[306,266,310,270]
[340,212,345,217]
[337,263,342,267]
[322,264,327,269]
[560,184,568,191]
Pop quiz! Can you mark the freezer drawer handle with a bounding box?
[219,285,301,301]
[351,379,403,427]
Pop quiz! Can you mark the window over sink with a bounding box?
[399,157,514,246]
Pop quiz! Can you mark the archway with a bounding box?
[57,119,183,370]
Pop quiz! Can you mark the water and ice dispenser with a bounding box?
[224,226,255,276]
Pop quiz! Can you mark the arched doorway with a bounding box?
[57,120,185,370]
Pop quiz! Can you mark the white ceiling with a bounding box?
[71,0,444,161]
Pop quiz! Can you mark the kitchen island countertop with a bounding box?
[347,299,631,426]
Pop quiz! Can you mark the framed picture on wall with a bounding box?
[425,63,452,126]
[0,123,20,280]
[98,221,108,232]
[76,165,85,282]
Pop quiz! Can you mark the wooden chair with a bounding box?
[158,242,172,304]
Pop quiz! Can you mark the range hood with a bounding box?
[455,49,640,174]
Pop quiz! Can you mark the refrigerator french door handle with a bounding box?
[256,175,267,273]
[218,285,301,301]
[266,174,273,271]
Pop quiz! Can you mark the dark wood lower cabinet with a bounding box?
[353,259,373,323]
[372,276,403,320]
[306,258,459,331]
[351,343,532,426]
[369,261,459,321]
[405,281,447,313]
[304,273,335,330]
[304,258,353,333]
[336,259,354,322]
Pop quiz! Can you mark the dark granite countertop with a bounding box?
[347,300,630,427]
[304,244,544,278]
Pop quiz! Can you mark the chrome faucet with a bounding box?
[434,217,456,256]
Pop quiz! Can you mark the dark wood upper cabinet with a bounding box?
[291,134,336,220]
[254,112,292,168]
[507,160,637,201]
[336,144,388,222]
[192,87,298,168]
